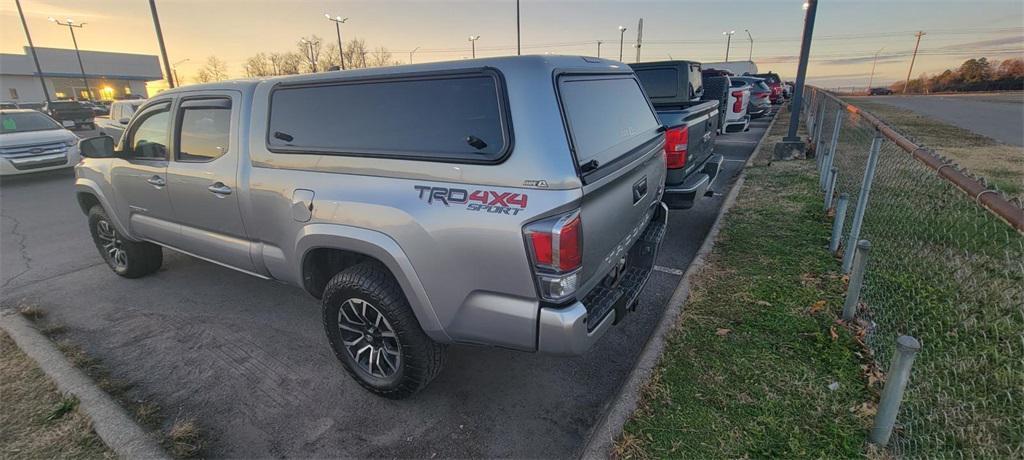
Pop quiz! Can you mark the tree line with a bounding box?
[891,57,1024,93]
[192,35,400,83]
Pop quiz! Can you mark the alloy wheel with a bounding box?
[337,298,402,378]
[96,219,127,269]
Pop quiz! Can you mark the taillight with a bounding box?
[731,91,744,113]
[664,125,688,169]
[525,210,582,301]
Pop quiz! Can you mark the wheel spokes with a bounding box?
[337,297,402,378]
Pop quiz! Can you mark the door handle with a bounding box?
[208,182,233,196]
[146,175,165,187]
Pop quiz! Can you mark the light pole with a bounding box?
[782,0,819,143]
[324,14,348,70]
[867,47,884,93]
[14,0,50,105]
[723,30,735,62]
[49,17,93,100]
[172,58,188,88]
[409,46,420,64]
[468,35,480,59]
[301,38,320,73]
[148,0,175,89]
[744,29,753,61]
[597,40,602,58]
[516,0,521,56]
[618,26,627,61]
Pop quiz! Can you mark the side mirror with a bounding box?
[119,118,130,125]
[79,136,116,158]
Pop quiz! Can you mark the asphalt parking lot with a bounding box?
[0,114,773,457]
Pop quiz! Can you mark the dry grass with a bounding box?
[843,98,1024,199]
[167,418,203,458]
[19,307,205,458]
[0,331,114,459]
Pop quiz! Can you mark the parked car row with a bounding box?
[18,55,775,398]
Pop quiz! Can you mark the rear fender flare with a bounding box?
[294,224,450,343]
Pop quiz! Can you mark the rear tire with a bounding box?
[321,261,446,399]
[87,205,162,278]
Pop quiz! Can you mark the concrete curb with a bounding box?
[579,109,784,459]
[1,312,170,460]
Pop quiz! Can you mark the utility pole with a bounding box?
[469,35,480,59]
[902,31,925,94]
[781,0,818,144]
[49,17,93,100]
[867,47,884,93]
[723,30,735,62]
[596,40,602,58]
[172,58,188,87]
[634,18,643,63]
[745,29,753,61]
[148,0,175,89]
[617,25,627,61]
[15,0,51,105]
[409,47,419,64]
[516,0,521,56]
[325,14,348,70]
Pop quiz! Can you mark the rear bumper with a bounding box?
[662,154,724,209]
[536,202,668,355]
[723,116,750,133]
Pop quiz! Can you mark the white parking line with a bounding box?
[653,265,685,276]
[716,139,759,145]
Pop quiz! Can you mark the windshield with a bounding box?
[1,112,62,134]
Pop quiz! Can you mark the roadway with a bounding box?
[852,92,1024,146]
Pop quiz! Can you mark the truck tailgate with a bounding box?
[577,139,666,293]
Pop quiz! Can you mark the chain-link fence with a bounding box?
[800,87,1023,457]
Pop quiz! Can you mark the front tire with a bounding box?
[322,261,446,399]
[87,205,162,278]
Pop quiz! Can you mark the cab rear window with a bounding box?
[268,71,509,163]
[558,75,661,171]
[633,69,678,98]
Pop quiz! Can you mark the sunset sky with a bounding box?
[2,0,1022,91]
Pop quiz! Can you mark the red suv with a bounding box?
[753,72,784,104]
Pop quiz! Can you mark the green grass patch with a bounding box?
[617,144,876,457]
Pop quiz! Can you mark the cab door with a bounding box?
[165,93,256,272]
[109,101,178,243]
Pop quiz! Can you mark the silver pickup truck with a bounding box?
[75,56,668,398]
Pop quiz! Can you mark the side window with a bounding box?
[125,104,170,160]
[268,73,508,162]
[176,98,231,162]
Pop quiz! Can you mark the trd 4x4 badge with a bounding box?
[414,186,528,215]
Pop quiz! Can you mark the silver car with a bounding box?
[74,56,669,397]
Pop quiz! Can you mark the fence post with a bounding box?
[842,239,871,320]
[829,193,849,254]
[813,98,826,153]
[870,335,922,446]
[842,131,883,273]
[821,107,844,191]
[824,167,838,212]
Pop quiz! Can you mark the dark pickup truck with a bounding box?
[42,101,95,130]
[630,60,723,209]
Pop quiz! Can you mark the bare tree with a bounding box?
[368,46,395,68]
[244,53,273,77]
[195,56,229,83]
[344,38,369,69]
[268,52,302,75]
[320,43,342,70]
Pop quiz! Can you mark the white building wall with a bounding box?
[0,75,53,103]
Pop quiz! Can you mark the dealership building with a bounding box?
[0,47,163,104]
